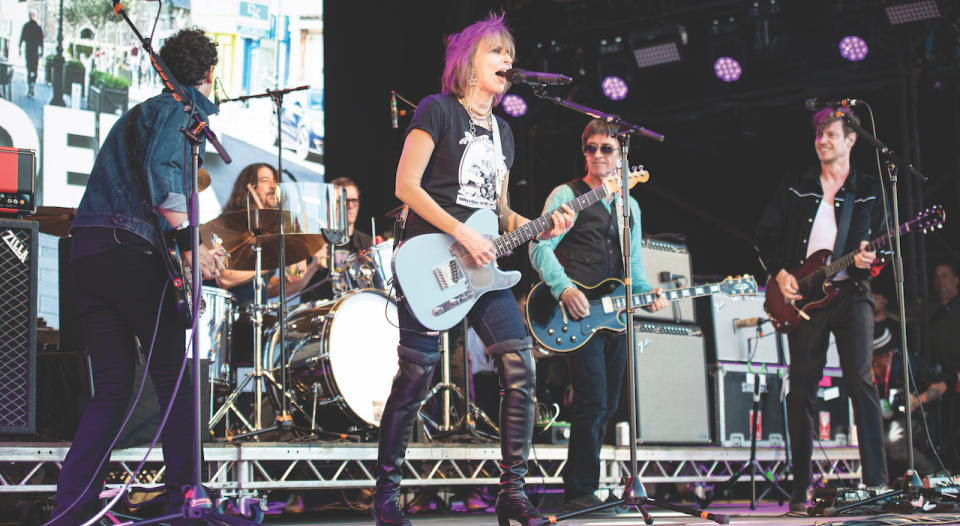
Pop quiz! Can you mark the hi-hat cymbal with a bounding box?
[29,206,76,237]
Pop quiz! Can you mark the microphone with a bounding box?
[497,68,572,85]
[659,271,685,283]
[213,77,222,106]
[733,317,768,330]
[804,97,860,111]
[390,92,398,129]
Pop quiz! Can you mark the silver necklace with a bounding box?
[460,98,491,135]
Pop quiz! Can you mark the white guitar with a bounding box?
[391,170,648,330]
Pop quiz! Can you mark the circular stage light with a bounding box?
[839,35,869,62]
[601,75,629,101]
[502,94,528,117]
[713,57,742,82]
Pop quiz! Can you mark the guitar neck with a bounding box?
[822,221,911,278]
[606,282,722,310]
[494,184,610,256]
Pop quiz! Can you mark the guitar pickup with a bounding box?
[433,259,465,291]
[433,290,475,316]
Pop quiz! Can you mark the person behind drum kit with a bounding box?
[214,162,326,302]
[528,118,668,515]
[48,28,225,525]
[372,13,575,526]
[300,176,374,302]
[754,106,888,512]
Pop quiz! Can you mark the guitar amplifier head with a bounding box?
[637,238,695,323]
[0,147,37,215]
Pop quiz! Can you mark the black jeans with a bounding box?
[562,332,627,498]
[787,281,887,490]
[50,244,195,524]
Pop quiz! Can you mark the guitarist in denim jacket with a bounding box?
[754,107,888,511]
[50,29,225,525]
[529,118,667,514]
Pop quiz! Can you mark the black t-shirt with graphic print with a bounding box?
[402,93,515,237]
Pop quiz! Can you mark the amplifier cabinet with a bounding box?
[624,322,711,444]
[0,218,38,434]
[636,238,695,324]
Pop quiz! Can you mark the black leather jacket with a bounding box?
[754,166,885,280]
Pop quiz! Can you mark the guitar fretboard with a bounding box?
[822,214,927,279]
[495,184,609,256]
[606,283,721,311]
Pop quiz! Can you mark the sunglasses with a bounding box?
[583,144,617,155]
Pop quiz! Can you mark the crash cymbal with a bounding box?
[29,206,75,237]
[220,233,327,271]
[200,209,325,270]
[198,168,211,192]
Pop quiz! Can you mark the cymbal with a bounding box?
[220,233,326,271]
[200,209,325,270]
[198,168,211,192]
[29,206,75,237]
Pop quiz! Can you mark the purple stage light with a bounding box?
[601,75,629,100]
[502,94,527,117]
[838,35,869,62]
[713,57,742,82]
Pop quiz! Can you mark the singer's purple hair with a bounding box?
[441,12,515,106]
[812,106,860,137]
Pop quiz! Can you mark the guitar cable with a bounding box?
[44,281,182,526]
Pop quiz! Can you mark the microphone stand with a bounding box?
[821,110,931,515]
[529,85,728,525]
[219,85,308,440]
[111,2,262,524]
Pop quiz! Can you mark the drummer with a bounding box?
[300,176,374,302]
[212,162,326,302]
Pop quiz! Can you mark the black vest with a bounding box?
[553,178,631,286]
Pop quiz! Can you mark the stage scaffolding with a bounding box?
[0,442,861,495]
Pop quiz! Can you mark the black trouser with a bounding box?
[563,332,627,498]
[787,280,887,490]
[50,244,195,524]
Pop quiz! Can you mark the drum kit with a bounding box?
[196,190,402,441]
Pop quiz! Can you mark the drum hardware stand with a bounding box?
[111,3,262,524]
[418,321,499,442]
[529,85,728,525]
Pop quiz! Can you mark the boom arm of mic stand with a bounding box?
[113,4,231,165]
[838,112,925,182]
[530,86,664,143]
[221,85,311,104]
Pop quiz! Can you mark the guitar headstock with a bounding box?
[914,204,945,233]
[719,275,758,297]
[601,168,651,196]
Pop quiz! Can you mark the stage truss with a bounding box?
[0,442,861,497]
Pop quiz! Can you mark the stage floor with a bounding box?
[260,501,960,525]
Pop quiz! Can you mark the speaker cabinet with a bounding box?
[621,322,711,444]
[0,218,38,434]
[637,238,695,323]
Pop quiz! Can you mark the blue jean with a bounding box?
[563,331,628,497]
[50,244,195,525]
[398,287,529,360]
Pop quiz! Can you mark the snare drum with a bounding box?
[265,289,399,429]
[195,286,236,387]
[342,241,394,292]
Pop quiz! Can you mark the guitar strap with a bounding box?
[832,189,855,257]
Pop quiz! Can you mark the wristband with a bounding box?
[174,227,201,252]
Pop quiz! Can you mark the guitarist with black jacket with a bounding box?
[754,107,888,511]
[529,119,667,514]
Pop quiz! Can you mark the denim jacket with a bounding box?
[754,165,885,281]
[71,86,218,251]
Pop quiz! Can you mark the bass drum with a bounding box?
[265,289,400,430]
